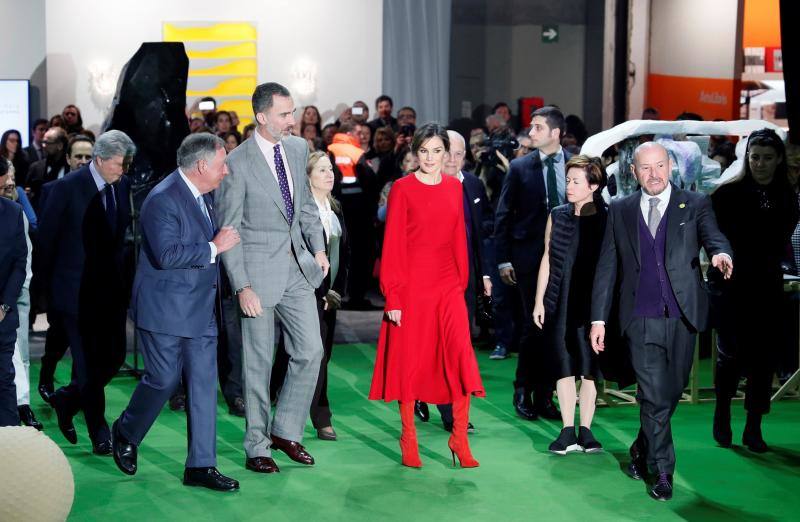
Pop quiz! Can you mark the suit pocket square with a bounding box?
[473,198,481,204]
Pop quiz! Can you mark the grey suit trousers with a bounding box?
[242,261,323,458]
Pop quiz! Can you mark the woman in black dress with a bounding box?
[709,129,799,453]
[533,155,608,455]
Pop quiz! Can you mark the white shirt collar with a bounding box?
[539,146,564,162]
[640,182,672,206]
[89,161,107,192]
[456,170,465,183]
[178,168,203,199]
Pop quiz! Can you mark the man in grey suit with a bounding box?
[216,82,329,474]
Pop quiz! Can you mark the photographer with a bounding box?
[474,126,515,209]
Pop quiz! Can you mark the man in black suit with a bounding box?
[24,119,49,164]
[367,94,398,133]
[494,106,570,421]
[26,126,69,211]
[590,142,733,501]
[0,160,28,426]
[37,130,136,454]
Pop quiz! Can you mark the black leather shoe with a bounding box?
[742,428,769,453]
[713,403,732,448]
[93,439,112,456]
[414,401,430,422]
[169,392,186,412]
[649,472,673,501]
[38,383,54,405]
[513,390,538,421]
[535,399,562,421]
[18,405,43,431]
[53,400,77,444]
[183,467,239,492]
[228,397,245,417]
[443,421,476,433]
[316,426,337,441]
[626,444,647,480]
[112,420,138,475]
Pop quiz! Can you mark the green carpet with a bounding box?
[32,345,800,521]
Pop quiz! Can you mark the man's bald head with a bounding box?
[631,141,672,196]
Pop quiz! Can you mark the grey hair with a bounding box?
[93,130,137,160]
[632,141,669,165]
[252,82,291,116]
[176,133,225,171]
[446,130,466,149]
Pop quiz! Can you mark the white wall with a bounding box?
[45,0,383,132]
[627,0,651,120]
[649,0,739,79]
[0,0,46,121]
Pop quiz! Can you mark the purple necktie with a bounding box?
[273,144,294,223]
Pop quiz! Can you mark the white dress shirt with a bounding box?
[639,182,672,223]
[254,129,294,200]
[178,168,217,264]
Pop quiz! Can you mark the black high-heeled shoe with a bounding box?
[414,401,430,422]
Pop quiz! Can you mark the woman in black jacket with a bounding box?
[533,155,608,455]
[709,129,799,453]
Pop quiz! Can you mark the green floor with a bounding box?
[33,345,800,521]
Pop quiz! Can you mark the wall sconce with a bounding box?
[87,60,120,113]
[290,57,318,101]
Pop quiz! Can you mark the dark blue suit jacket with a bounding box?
[0,199,27,339]
[37,165,131,316]
[461,171,493,281]
[130,170,219,338]
[494,149,571,275]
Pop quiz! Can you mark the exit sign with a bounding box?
[542,25,559,43]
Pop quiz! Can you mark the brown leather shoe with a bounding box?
[270,434,315,465]
[245,456,280,473]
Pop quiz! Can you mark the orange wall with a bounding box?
[647,74,740,120]
[743,0,781,48]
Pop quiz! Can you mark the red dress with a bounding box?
[369,174,485,404]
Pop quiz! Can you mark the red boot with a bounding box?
[448,395,479,468]
[399,401,422,467]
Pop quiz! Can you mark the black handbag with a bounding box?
[475,293,494,328]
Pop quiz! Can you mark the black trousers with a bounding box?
[271,298,336,429]
[0,336,18,426]
[626,316,695,475]
[38,311,70,386]
[51,312,126,442]
[340,190,376,304]
[513,269,552,402]
[217,296,244,403]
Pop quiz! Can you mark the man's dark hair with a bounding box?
[31,118,48,130]
[67,134,94,156]
[492,102,510,113]
[375,94,394,109]
[398,106,417,118]
[252,82,291,116]
[676,111,703,121]
[531,106,566,138]
[215,110,231,123]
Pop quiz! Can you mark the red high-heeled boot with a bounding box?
[448,395,479,468]
[399,401,422,467]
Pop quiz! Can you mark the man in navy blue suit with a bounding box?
[0,160,28,426]
[494,106,571,421]
[37,130,135,452]
[111,133,241,492]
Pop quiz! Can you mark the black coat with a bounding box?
[0,199,27,339]
[494,149,572,275]
[591,185,732,333]
[36,165,131,320]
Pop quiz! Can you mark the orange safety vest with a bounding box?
[327,133,364,183]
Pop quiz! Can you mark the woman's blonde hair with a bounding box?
[307,150,340,213]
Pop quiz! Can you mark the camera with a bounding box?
[480,130,518,166]
[400,124,416,137]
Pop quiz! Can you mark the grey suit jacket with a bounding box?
[216,134,325,307]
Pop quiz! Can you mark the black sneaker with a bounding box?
[549,427,581,455]
[577,426,603,453]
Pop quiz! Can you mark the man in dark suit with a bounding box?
[112,133,240,491]
[23,119,49,164]
[37,130,136,453]
[25,126,69,211]
[494,106,570,420]
[590,142,733,501]
[367,94,398,133]
[0,160,28,426]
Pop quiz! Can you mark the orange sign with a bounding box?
[646,74,740,120]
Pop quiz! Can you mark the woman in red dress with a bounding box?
[369,123,485,468]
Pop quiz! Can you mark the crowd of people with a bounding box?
[0,83,798,501]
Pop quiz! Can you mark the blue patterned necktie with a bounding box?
[273,143,294,223]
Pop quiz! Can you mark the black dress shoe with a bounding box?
[246,456,280,473]
[742,428,769,453]
[228,397,245,417]
[270,434,315,465]
[38,383,54,405]
[535,400,561,421]
[316,426,337,441]
[626,444,647,480]
[93,439,112,456]
[53,400,77,444]
[713,404,732,448]
[649,472,673,501]
[169,393,186,412]
[414,401,430,422]
[18,405,43,431]
[513,390,538,421]
[112,420,138,475]
[183,467,240,492]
